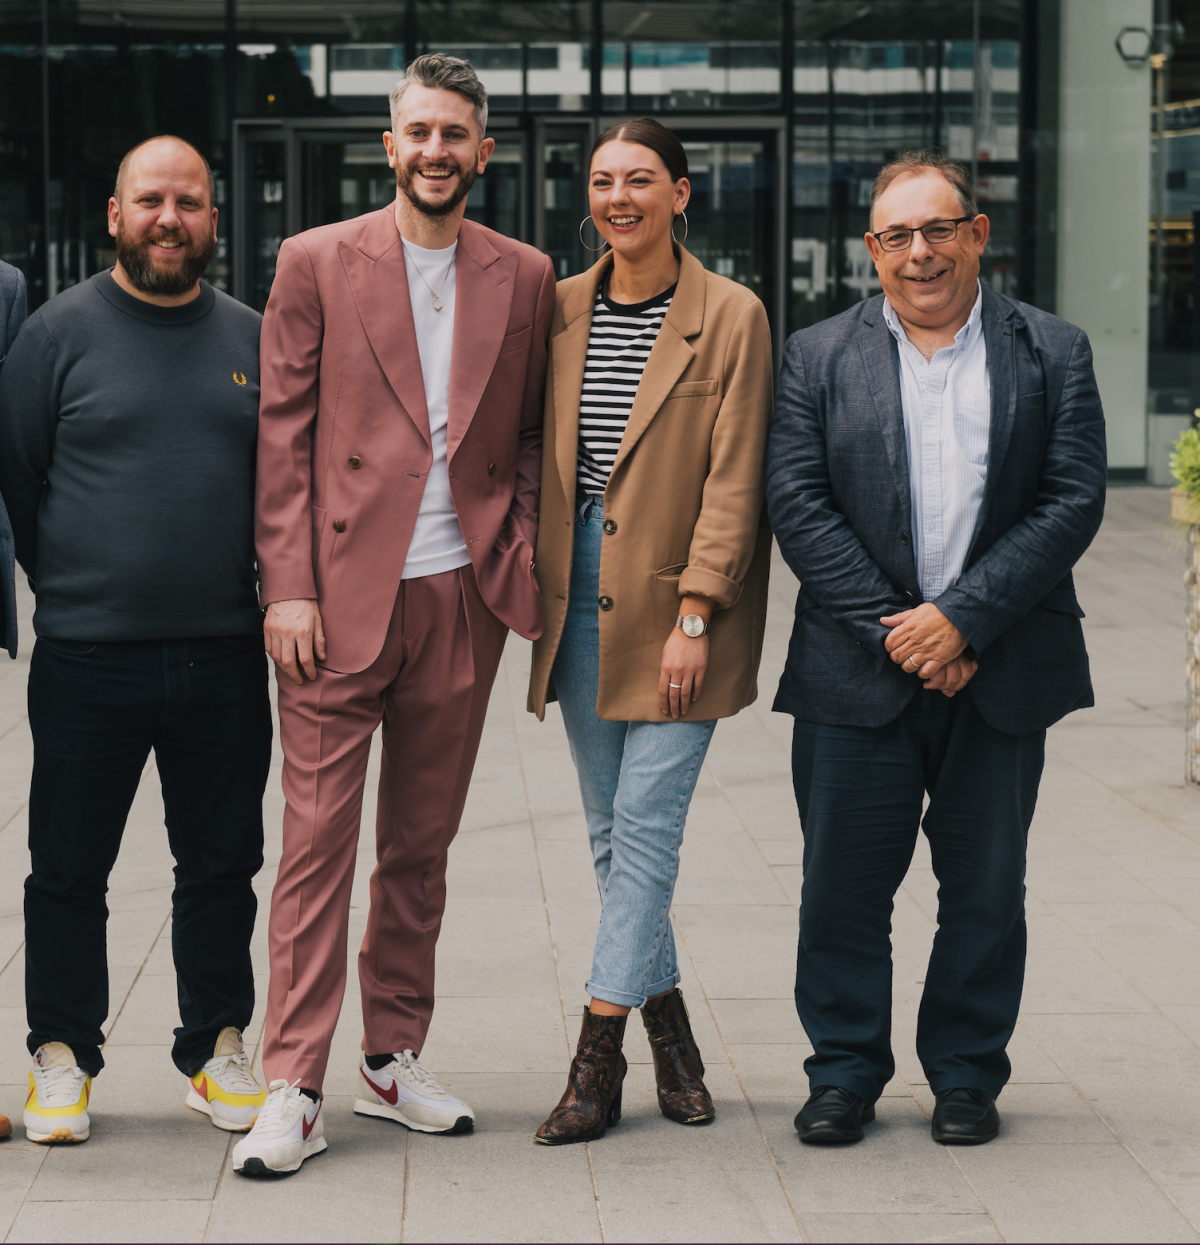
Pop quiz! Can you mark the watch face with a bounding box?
[682,614,705,638]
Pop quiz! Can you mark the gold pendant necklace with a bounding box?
[409,256,450,312]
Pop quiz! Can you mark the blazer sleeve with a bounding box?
[2,268,27,357]
[507,253,555,549]
[255,237,324,606]
[933,326,1107,654]
[678,297,774,610]
[766,333,912,660]
[0,314,57,580]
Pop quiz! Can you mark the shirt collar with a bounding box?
[882,279,983,350]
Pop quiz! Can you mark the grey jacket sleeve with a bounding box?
[2,270,27,356]
[933,327,1108,654]
[766,335,912,661]
[0,314,59,580]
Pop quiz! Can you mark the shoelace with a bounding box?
[205,1050,260,1096]
[254,1079,307,1130]
[36,1063,86,1107]
[396,1050,449,1098]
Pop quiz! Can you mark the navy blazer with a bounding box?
[767,285,1107,736]
[0,261,25,659]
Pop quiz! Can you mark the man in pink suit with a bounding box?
[233,53,554,1176]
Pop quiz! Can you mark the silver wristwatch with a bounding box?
[676,613,709,638]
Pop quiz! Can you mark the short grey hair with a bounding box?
[390,53,488,139]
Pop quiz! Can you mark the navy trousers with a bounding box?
[791,688,1045,1103]
[24,635,271,1078]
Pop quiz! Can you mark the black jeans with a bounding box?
[791,689,1046,1103]
[25,635,272,1078]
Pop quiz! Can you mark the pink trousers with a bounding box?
[261,565,508,1092]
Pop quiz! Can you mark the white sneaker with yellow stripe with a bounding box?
[185,1027,267,1132]
[24,1043,91,1143]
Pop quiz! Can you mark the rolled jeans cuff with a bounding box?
[585,968,681,1010]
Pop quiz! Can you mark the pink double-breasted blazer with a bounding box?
[255,208,556,672]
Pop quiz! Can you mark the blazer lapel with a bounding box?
[966,287,1018,560]
[338,208,430,445]
[447,219,516,460]
[608,247,705,479]
[857,299,913,543]
[553,253,611,508]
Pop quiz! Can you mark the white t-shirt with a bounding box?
[400,237,471,580]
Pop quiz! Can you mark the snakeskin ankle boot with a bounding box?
[534,1009,628,1145]
[642,988,715,1125]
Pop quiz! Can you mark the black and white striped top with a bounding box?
[576,280,676,495]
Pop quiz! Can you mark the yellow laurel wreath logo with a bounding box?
[232,371,247,386]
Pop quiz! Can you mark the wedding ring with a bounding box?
[907,654,920,669]
[669,682,683,688]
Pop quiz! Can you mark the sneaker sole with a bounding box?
[185,1089,257,1132]
[353,1097,473,1135]
[25,1125,88,1144]
[234,1136,327,1176]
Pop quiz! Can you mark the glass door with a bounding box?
[301,131,526,238]
[240,132,287,313]
[538,121,591,280]
[677,133,777,337]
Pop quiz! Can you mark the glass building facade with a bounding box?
[0,1,1181,477]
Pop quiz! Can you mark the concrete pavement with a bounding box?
[0,487,1198,1242]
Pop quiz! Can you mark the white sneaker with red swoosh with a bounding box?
[355,1051,475,1134]
[231,1080,326,1175]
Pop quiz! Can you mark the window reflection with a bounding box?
[419,2,589,111]
[602,2,782,111]
[791,1,1022,333]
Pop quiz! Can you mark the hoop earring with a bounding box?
[671,210,689,244]
[578,215,609,253]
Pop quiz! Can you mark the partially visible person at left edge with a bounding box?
[0,256,25,1142]
[0,136,271,1145]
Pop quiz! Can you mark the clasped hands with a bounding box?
[880,602,977,697]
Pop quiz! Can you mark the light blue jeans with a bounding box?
[551,495,717,1008]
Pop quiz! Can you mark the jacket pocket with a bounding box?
[498,325,532,356]
[664,379,718,400]
[1037,583,1085,618]
[655,562,688,580]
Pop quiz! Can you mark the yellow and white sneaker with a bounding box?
[186,1027,266,1132]
[24,1043,91,1143]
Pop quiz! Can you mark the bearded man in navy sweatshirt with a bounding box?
[0,136,271,1144]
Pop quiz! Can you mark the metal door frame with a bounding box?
[235,113,785,355]
[560,115,787,360]
[232,115,522,304]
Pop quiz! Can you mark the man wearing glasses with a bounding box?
[767,151,1106,1147]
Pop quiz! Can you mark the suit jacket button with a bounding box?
[598,595,613,611]
[487,462,496,476]
[348,456,362,469]
[332,519,346,533]
[603,519,617,534]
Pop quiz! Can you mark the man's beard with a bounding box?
[115,221,215,295]
[395,159,477,218]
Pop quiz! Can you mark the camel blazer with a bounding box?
[527,247,773,722]
[256,209,555,673]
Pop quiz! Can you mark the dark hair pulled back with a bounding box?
[589,118,688,182]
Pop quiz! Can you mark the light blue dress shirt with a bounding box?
[882,282,991,601]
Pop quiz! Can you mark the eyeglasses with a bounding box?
[871,215,976,252]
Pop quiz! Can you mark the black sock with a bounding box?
[365,1053,395,1071]
[299,1087,320,1103]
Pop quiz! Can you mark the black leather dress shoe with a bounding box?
[931,1088,1000,1145]
[794,1086,875,1144]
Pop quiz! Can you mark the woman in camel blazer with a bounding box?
[528,118,773,1147]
